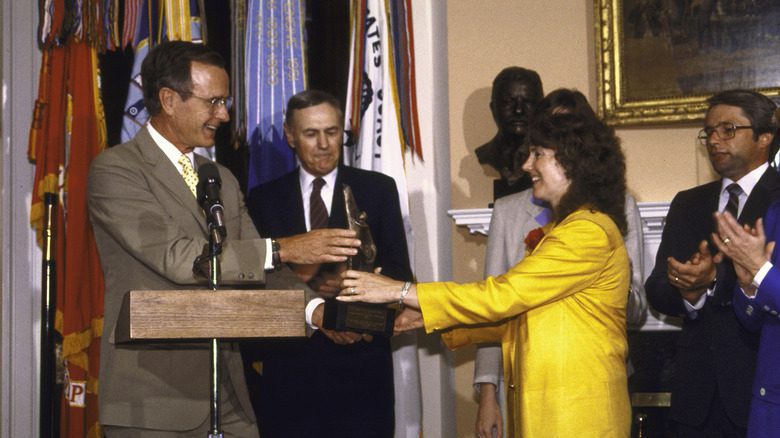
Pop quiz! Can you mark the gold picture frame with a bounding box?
[595,0,780,126]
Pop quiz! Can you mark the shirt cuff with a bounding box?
[473,375,500,391]
[263,239,275,271]
[305,298,325,330]
[751,261,773,292]
[684,291,708,312]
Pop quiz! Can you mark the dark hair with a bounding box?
[141,41,225,116]
[528,89,627,235]
[491,66,543,103]
[535,88,598,121]
[707,89,778,139]
[285,90,344,126]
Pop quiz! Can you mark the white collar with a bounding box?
[721,162,769,197]
[147,122,195,172]
[298,166,338,190]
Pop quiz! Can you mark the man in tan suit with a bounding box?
[88,41,359,437]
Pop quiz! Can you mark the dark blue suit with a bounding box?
[733,200,780,438]
[242,165,412,438]
[645,168,780,434]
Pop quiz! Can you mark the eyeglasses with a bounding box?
[697,122,753,146]
[179,91,233,112]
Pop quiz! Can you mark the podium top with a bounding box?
[115,289,306,343]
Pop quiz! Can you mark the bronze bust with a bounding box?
[475,66,543,200]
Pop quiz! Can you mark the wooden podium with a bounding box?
[115,289,306,342]
[115,288,306,437]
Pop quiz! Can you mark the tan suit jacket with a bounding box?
[88,127,299,430]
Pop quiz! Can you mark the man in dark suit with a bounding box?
[242,90,413,437]
[646,89,780,437]
[88,42,360,437]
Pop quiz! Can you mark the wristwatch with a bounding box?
[271,239,282,271]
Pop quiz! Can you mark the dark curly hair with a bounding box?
[527,89,627,235]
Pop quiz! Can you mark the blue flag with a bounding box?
[245,0,306,191]
[120,0,203,143]
[120,1,152,143]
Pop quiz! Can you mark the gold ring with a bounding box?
[723,237,731,244]
[674,276,679,282]
[350,286,356,295]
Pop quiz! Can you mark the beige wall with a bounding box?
[446,1,717,435]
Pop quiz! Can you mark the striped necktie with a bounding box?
[724,183,743,218]
[310,177,329,230]
[178,154,198,197]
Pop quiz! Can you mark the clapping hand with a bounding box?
[667,240,716,304]
[712,212,774,293]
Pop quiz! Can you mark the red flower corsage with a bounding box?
[524,227,546,251]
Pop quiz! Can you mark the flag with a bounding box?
[344,0,416,244]
[120,0,204,143]
[121,0,144,49]
[119,0,155,142]
[343,1,423,436]
[388,0,422,161]
[30,3,109,437]
[245,0,307,191]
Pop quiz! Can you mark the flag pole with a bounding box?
[40,192,61,438]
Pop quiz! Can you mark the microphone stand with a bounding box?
[207,226,223,438]
[197,163,228,437]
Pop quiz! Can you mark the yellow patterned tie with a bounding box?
[178,154,198,197]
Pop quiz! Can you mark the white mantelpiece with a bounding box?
[447,202,669,237]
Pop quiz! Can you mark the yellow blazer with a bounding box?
[418,209,631,437]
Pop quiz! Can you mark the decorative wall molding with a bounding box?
[637,201,669,243]
[448,202,669,237]
[446,208,492,236]
[448,202,683,331]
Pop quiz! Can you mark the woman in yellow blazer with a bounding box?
[340,90,631,438]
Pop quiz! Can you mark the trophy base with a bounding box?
[322,299,395,337]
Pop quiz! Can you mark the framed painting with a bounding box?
[595,0,780,126]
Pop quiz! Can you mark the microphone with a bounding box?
[196,163,227,241]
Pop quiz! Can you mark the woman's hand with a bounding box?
[339,269,405,304]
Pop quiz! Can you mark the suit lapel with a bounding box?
[330,169,348,229]
[704,181,721,232]
[289,170,307,234]
[513,195,547,261]
[741,168,780,224]
[135,127,208,235]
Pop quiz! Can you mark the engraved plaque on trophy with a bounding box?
[321,184,395,336]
